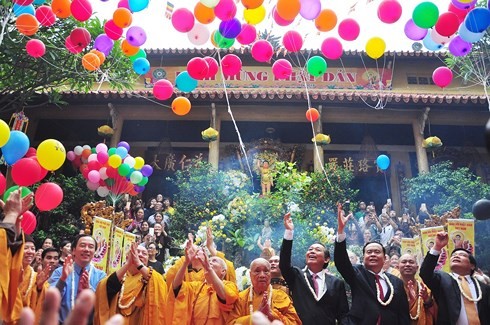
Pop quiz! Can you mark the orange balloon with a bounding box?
[194,2,215,24]
[82,53,100,71]
[241,0,264,9]
[90,49,105,66]
[276,0,300,21]
[16,14,39,36]
[306,108,320,122]
[120,40,139,56]
[172,97,192,116]
[81,148,92,159]
[51,0,72,18]
[315,9,337,32]
[113,8,132,28]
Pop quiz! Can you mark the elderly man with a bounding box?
[398,254,436,325]
[169,239,238,324]
[335,204,409,325]
[420,231,490,325]
[94,242,167,325]
[280,212,348,325]
[228,258,301,325]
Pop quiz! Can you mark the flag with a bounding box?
[165,1,174,19]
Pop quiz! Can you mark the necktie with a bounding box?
[459,276,480,325]
[77,267,87,296]
[312,274,319,297]
[375,274,384,325]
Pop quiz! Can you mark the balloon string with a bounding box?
[383,171,390,201]
[216,51,255,190]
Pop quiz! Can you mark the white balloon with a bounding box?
[430,28,453,45]
[82,144,91,151]
[187,23,210,46]
[99,167,108,180]
[459,23,485,43]
[97,186,109,197]
[88,153,98,162]
[200,0,219,8]
[74,145,83,156]
[124,155,136,168]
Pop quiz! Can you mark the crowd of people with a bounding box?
[1,188,490,325]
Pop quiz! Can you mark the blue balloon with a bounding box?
[2,131,29,165]
[33,0,45,4]
[458,23,485,43]
[128,0,149,12]
[465,8,490,33]
[13,4,35,16]
[175,71,198,92]
[115,146,128,159]
[376,154,390,170]
[423,32,443,51]
[133,58,150,75]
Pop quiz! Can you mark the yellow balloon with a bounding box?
[365,37,386,60]
[108,155,122,168]
[37,139,66,171]
[0,119,10,147]
[134,156,145,169]
[243,5,266,25]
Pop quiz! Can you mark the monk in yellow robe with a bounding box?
[399,254,437,325]
[94,242,167,325]
[169,239,239,325]
[227,258,302,325]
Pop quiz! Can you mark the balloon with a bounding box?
[377,0,402,24]
[121,40,139,56]
[432,66,453,88]
[272,59,293,80]
[124,156,135,168]
[187,23,210,46]
[88,170,100,183]
[82,53,100,71]
[194,2,215,24]
[21,211,36,235]
[118,141,130,151]
[273,6,294,26]
[130,49,147,63]
[153,79,174,100]
[132,57,150,75]
[306,56,327,77]
[37,139,66,171]
[118,163,131,176]
[251,40,273,62]
[67,151,76,161]
[214,0,237,21]
[35,182,63,211]
[90,50,105,66]
[70,27,91,49]
[126,26,146,47]
[299,0,321,20]
[134,157,145,169]
[117,0,130,10]
[458,22,485,43]
[365,37,386,59]
[321,37,343,60]
[242,0,263,9]
[412,2,439,28]
[130,171,143,184]
[404,19,428,41]
[86,180,99,191]
[51,0,71,18]
[465,7,490,33]
[236,23,256,45]
[472,199,490,220]
[116,146,128,159]
[140,164,153,177]
[451,0,477,10]
[128,0,148,12]
[448,36,472,56]
[435,12,460,36]
[70,0,92,22]
[3,186,32,202]
[338,18,360,41]
[74,146,83,156]
[104,19,123,40]
[376,154,390,170]
[94,34,114,56]
[97,186,110,197]
[430,28,452,46]
[113,7,132,28]
[14,4,35,16]
[276,0,300,21]
[187,57,209,80]
[219,18,241,39]
[213,30,234,48]
[172,97,192,116]
[200,0,219,8]
[203,56,218,78]
[243,6,266,25]
[305,108,320,122]
[0,173,6,195]
[448,2,471,21]
[283,30,303,52]
[65,37,82,54]
[221,54,242,76]
[35,5,56,27]
[11,158,41,186]
[315,9,337,32]
[175,71,198,92]
[2,131,29,165]
[423,32,443,51]
[96,152,108,165]
[108,154,122,168]
[0,120,9,147]
[16,13,39,36]
[95,143,107,154]
[25,39,45,58]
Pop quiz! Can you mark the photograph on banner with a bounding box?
[109,226,124,274]
[91,216,112,272]
[122,231,137,265]
[447,219,475,255]
[420,226,449,271]
[401,236,422,264]
[413,236,423,266]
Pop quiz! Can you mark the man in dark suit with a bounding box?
[334,204,410,325]
[420,231,490,325]
[280,212,349,325]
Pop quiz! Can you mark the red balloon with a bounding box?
[25,147,37,158]
[0,173,6,195]
[27,156,48,183]
[203,56,219,78]
[435,12,460,37]
[306,108,320,122]
[12,158,41,186]
[70,27,91,49]
[80,164,89,178]
[186,57,209,80]
[71,0,92,22]
[21,211,36,235]
[35,182,63,211]
[87,160,101,171]
[106,166,117,178]
[448,3,470,22]
[65,37,83,54]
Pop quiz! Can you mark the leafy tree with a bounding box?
[258,29,281,50]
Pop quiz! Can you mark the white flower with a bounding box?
[287,202,301,213]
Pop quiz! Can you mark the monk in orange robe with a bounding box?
[227,258,302,325]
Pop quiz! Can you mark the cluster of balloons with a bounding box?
[66,141,154,202]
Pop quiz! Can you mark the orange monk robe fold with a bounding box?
[167,280,239,325]
[404,282,437,325]
[32,281,50,323]
[227,288,302,325]
[94,271,167,325]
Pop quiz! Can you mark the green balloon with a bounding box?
[307,56,327,77]
[3,185,32,201]
[108,147,117,156]
[118,163,131,177]
[214,30,235,49]
[138,176,148,186]
[412,2,439,29]
[130,49,147,63]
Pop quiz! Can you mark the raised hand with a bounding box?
[61,255,74,282]
[184,238,196,265]
[197,248,210,271]
[419,284,430,302]
[36,265,52,290]
[337,203,349,234]
[205,227,218,256]
[434,231,449,251]
[283,212,293,231]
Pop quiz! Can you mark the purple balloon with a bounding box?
[404,19,428,41]
[140,164,153,177]
[448,36,472,56]
[219,18,241,39]
[300,0,321,20]
[451,0,477,10]
[117,141,130,151]
[126,26,147,47]
[94,34,114,56]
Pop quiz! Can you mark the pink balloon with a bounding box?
[321,37,343,60]
[88,170,101,183]
[65,37,82,54]
[26,39,46,58]
[66,151,76,161]
[272,59,293,80]
[273,7,294,26]
[283,30,303,52]
[71,0,92,22]
[432,66,453,88]
[299,0,321,20]
[104,19,123,40]
[95,143,108,153]
[86,180,99,191]
[0,173,6,195]
[35,6,56,27]
[118,0,131,10]
[338,18,360,41]
[221,54,242,77]
[97,151,109,164]
[153,79,174,100]
[69,27,91,49]
[214,0,236,21]
[236,23,256,45]
[21,211,36,235]
[172,8,195,33]
[251,40,273,63]
[187,57,209,80]
[203,56,219,78]
[377,0,402,24]
[35,182,63,211]
[187,23,209,46]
